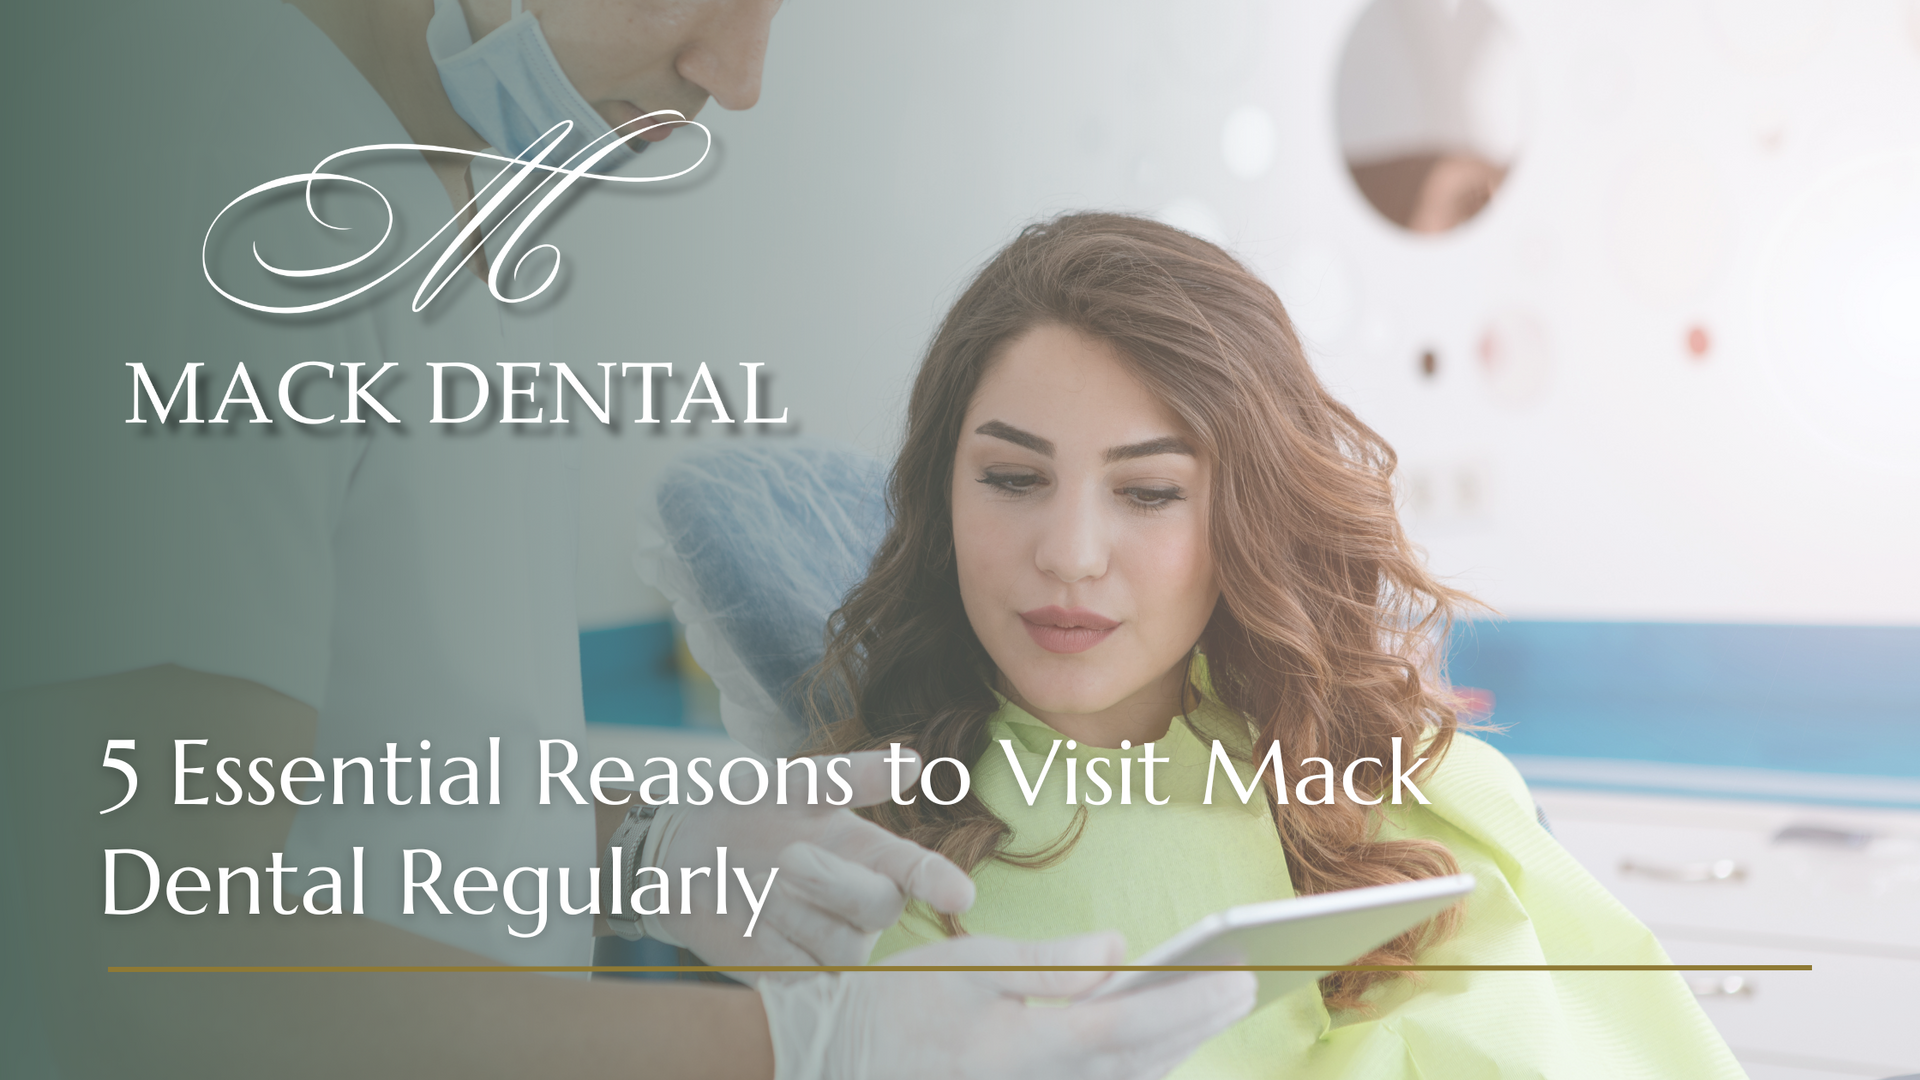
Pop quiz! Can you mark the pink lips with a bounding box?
[634,120,678,143]
[1020,606,1120,654]
[608,102,685,144]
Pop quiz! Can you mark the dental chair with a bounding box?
[637,441,890,757]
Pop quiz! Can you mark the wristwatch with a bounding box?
[604,801,660,941]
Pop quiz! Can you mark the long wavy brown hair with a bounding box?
[808,212,1477,1010]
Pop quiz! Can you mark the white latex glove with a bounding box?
[640,749,975,975]
[758,931,1258,1080]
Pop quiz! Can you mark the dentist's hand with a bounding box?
[640,750,974,975]
[758,932,1258,1080]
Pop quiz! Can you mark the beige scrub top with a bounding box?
[871,694,1748,1079]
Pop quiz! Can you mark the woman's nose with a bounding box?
[1032,484,1109,584]
[676,0,777,111]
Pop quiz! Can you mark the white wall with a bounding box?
[553,0,1920,631]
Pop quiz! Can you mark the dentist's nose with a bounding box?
[677,0,778,111]
[1033,482,1109,584]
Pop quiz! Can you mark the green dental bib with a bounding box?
[871,693,1746,1080]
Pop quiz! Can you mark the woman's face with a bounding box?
[951,323,1220,747]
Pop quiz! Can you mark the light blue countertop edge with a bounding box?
[1510,755,1920,810]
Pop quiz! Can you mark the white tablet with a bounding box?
[1085,874,1476,1010]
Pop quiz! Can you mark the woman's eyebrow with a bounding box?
[1105,435,1194,462]
[975,420,1054,456]
[973,421,1192,462]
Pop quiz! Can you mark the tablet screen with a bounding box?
[1086,874,1476,1010]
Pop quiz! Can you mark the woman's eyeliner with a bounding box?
[978,470,1045,494]
[1122,486,1185,509]
[976,470,1183,511]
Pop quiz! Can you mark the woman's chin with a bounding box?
[1003,673,1135,724]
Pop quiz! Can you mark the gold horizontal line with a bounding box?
[108,964,1815,974]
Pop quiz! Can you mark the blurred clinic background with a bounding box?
[552,2,1920,1076]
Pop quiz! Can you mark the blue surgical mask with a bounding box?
[427,0,635,165]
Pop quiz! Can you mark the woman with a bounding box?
[810,213,1745,1078]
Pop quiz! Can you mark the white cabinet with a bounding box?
[1533,788,1920,1080]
